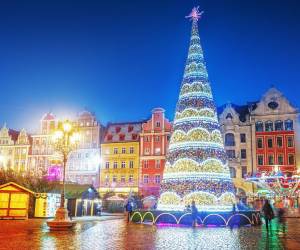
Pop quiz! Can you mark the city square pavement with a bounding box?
[0,215,300,250]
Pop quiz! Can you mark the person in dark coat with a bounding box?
[277,207,286,233]
[262,199,274,231]
[191,200,198,227]
[125,201,133,223]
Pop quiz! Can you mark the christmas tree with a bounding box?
[158,7,235,211]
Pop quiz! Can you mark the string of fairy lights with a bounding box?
[157,10,235,211]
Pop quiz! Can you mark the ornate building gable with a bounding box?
[16,129,30,145]
[252,87,297,117]
[0,124,14,145]
[219,103,243,125]
[142,108,172,132]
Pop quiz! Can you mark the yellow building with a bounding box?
[0,124,30,172]
[99,122,142,195]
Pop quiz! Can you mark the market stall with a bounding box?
[0,182,34,219]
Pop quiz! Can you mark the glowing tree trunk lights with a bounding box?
[157,7,235,211]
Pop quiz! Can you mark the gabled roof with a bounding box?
[103,121,143,143]
[0,182,34,194]
[218,101,258,122]
[41,112,55,121]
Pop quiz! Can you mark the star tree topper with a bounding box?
[185,6,204,22]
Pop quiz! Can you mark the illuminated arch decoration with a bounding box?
[180,82,212,96]
[183,191,217,206]
[170,128,223,145]
[164,158,226,174]
[219,192,236,205]
[175,108,216,121]
[130,210,261,226]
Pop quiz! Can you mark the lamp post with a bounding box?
[47,120,80,231]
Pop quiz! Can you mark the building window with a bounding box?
[155,160,160,168]
[229,167,236,178]
[128,126,133,132]
[276,137,283,148]
[240,134,246,143]
[129,147,134,154]
[258,155,264,166]
[129,175,133,183]
[121,176,125,183]
[112,176,117,183]
[226,150,235,159]
[275,120,283,131]
[155,148,161,155]
[267,138,273,148]
[268,155,274,165]
[287,136,294,147]
[143,175,149,183]
[241,166,247,178]
[288,154,295,165]
[155,175,161,184]
[226,113,233,119]
[144,160,149,168]
[144,148,150,155]
[265,121,273,132]
[257,138,263,149]
[155,136,160,142]
[167,135,170,141]
[241,149,247,159]
[113,148,118,154]
[285,120,293,131]
[225,133,235,146]
[278,154,284,165]
[121,161,126,168]
[145,136,150,142]
[156,121,160,127]
[256,122,263,132]
[113,162,118,169]
[122,147,126,154]
[129,161,134,168]
[105,162,110,169]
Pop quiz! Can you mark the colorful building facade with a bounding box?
[0,124,31,172]
[66,110,101,186]
[251,88,298,174]
[219,87,299,193]
[139,108,172,197]
[28,113,59,177]
[99,122,142,195]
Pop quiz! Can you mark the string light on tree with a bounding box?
[157,6,235,211]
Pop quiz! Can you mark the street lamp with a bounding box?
[47,120,81,231]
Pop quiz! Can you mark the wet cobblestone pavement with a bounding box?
[0,216,300,250]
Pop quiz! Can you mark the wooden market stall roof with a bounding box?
[0,182,34,194]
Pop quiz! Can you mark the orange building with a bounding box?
[139,108,172,197]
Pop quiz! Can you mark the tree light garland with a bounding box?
[157,7,235,211]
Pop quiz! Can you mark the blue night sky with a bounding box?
[0,0,299,132]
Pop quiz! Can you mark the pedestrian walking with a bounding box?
[191,200,198,227]
[125,201,133,223]
[262,199,274,231]
[278,207,286,233]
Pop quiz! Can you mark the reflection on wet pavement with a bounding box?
[0,217,300,249]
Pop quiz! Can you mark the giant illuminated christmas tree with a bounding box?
[158,7,235,211]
